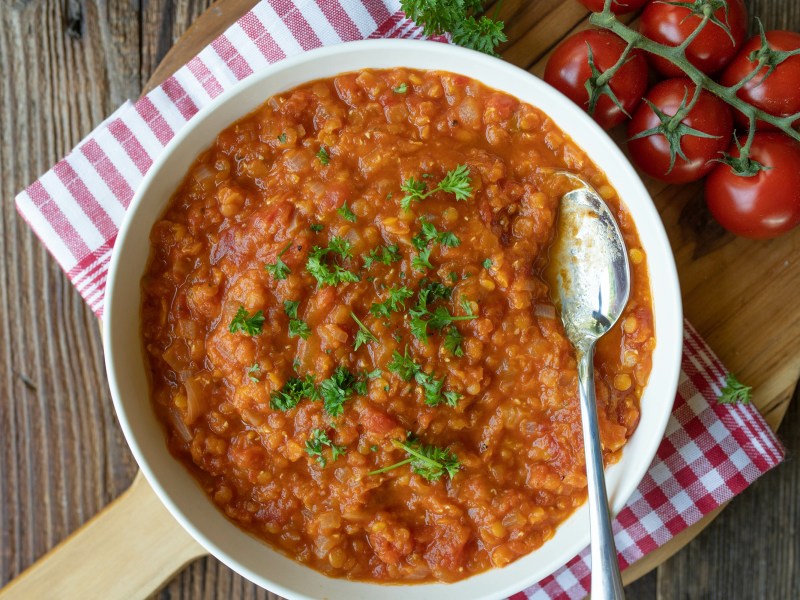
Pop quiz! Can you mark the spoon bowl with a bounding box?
[547,172,631,600]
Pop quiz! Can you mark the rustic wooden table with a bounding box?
[1,1,799,598]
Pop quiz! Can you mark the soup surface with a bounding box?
[141,68,654,583]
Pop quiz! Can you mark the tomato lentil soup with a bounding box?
[141,68,654,583]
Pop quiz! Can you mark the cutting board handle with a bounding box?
[0,471,206,600]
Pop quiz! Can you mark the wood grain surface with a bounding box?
[0,1,798,599]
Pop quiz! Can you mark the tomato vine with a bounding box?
[589,0,800,174]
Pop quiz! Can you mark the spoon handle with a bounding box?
[577,346,626,600]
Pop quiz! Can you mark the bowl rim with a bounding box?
[103,38,683,600]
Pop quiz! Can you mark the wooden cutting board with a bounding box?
[2,1,797,598]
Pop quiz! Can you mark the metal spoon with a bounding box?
[546,172,630,600]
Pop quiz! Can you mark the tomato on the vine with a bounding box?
[578,0,648,14]
[639,0,747,77]
[627,78,733,184]
[544,29,648,130]
[720,30,800,130]
[705,133,800,239]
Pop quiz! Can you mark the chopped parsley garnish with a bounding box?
[443,326,464,357]
[363,244,402,269]
[277,132,287,143]
[410,297,475,343]
[305,428,346,467]
[448,271,459,283]
[337,201,357,222]
[718,373,752,405]
[366,369,383,379]
[387,348,459,406]
[319,367,363,416]
[265,242,293,280]
[393,82,408,93]
[306,237,360,287]
[310,223,324,233]
[412,247,433,272]
[351,312,378,350]
[368,439,460,481]
[370,286,414,318]
[316,146,330,165]
[388,347,422,382]
[284,300,311,340]
[482,258,493,270]
[270,375,318,411]
[229,306,265,336]
[400,164,473,210]
[247,363,261,383]
[417,218,461,249]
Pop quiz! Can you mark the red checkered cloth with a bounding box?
[14,1,785,598]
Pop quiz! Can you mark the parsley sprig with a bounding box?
[401,0,506,56]
[351,312,378,350]
[305,428,346,467]
[368,438,461,481]
[370,286,414,318]
[400,164,473,210]
[363,244,402,269]
[229,306,265,336]
[387,347,460,407]
[306,237,360,287]
[337,201,357,222]
[718,373,753,405]
[319,366,366,417]
[316,146,330,165]
[284,300,311,340]
[409,288,475,345]
[270,375,318,411]
[413,217,461,250]
[265,242,293,280]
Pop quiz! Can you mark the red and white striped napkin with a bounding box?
[14,1,784,598]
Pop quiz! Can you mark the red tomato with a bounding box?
[627,79,733,183]
[639,0,747,76]
[578,0,649,14]
[719,30,800,130]
[705,132,800,239]
[544,29,648,130]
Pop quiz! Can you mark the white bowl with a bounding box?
[104,39,682,600]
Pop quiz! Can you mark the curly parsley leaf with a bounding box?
[370,286,414,318]
[401,0,505,56]
[306,237,360,287]
[305,428,346,467]
[718,373,753,405]
[247,363,261,383]
[316,146,330,165]
[229,306,265,336]
[363,244,402,269]
[337,201,357,222]
[412,247,434,272]
[388,347,422,382]
[351,312,378,350]
[270,375,318,411]
[319,367,362,416]
[399,164,473,211]
[265,242,293,280]
[443,326,464,357]
[368,438,461,481]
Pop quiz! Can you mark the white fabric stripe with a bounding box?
[294,0,342,44]
[66,149,127,227]
[350,0,379,36]
[146,86,189,134]
[92,125,145,193]
[226,22,272,72]
[255,3,306,55]
[82,269,109,307]
[173,62,216,107]
[123,107,166,158]
[38,170,105,250]
[196,45,239,89]
[15,192,78,269]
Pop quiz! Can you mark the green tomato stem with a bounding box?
[588,7,800,154]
